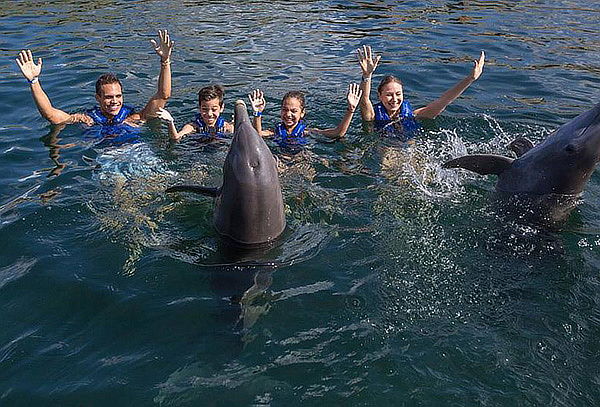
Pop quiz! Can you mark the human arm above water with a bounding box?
[312,83,362,139]
[356,45,381,122]
[413,51,485,119]
[157,107,195,141]
[134,30,174,121]
[157,108,233,141]
[16,50,92,125]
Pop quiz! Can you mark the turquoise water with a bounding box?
[1,1,600,405]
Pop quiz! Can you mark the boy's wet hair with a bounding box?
[198,85,225,106]
[377,75,403,94]
[95,73,122,95]
[281,91,306,111]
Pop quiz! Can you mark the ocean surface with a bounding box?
[1,1,600,405]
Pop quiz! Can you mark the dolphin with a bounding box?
[167,100,286,245]
[443,102,600,227]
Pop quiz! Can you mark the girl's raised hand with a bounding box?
[248,89,266,113]
[347,83,363,111]
[16,49,42,81]
[470,51,485,81]
[357,45,381,78]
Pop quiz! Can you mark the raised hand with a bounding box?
[470,51,485,81]
[357,45,381,78]
[347,83,362,111]
[156,107,174,122]
[248,89,266,113]
[16,49,42,81]
[151,29,174,62]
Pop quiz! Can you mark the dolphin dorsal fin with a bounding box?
[166,185,221,197]
[508,137,534,157]
[443,154,514,175]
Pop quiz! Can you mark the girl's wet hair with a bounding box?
[198,85,225,106]
[377,75,403,94]
[95,73,122,95]
[281,91,306,110]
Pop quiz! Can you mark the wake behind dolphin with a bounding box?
[443,102,600,227]
[167,100,286,245]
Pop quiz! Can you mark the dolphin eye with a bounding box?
[565,144,577,154]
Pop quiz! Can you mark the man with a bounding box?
[16,29,173,128]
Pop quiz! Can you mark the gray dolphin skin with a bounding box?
[167,100,286,245]
[443,102,600,226]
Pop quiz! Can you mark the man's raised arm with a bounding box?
[138,30,174,121]
[16,50,90,125]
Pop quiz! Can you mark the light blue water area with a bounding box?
[1,1,600,405]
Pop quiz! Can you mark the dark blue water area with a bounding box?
[1,0,600,405]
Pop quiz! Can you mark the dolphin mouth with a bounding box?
[234,100,250,129]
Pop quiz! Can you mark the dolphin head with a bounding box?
[214,100,286,245]
[224,100,279,184]
[500,102,600,195]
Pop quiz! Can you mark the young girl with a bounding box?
[157,85,234,141]
[247,84,362,155]
[357,45,485,139]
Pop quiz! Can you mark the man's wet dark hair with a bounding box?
[95,73,122,95]
[198,85,225,106]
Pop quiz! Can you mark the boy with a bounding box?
[157,85,234,141]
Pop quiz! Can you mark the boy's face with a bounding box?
[280,97,305,130]
[199,98,224,127]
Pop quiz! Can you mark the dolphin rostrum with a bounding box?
[167,100,286,245]
[443,102,600,227]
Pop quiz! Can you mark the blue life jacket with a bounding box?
[84,105,141,147]
[87,105,134,125]
[274,121,309,154]
[193,114,227,141]
[373,101,419,140]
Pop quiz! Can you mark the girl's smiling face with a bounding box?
[378,81,404,117]
[280,97,305,131]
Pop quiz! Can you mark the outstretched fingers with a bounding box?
[357,45,380,77]
[472,50,485,80]
[160,29,174,49]
[248,89,265,112]
[152,29,174,59]
[16,49,41,80]
[347,83,363,109]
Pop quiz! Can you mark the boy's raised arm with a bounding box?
[156,107,196,141]
[138,30,173,121]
